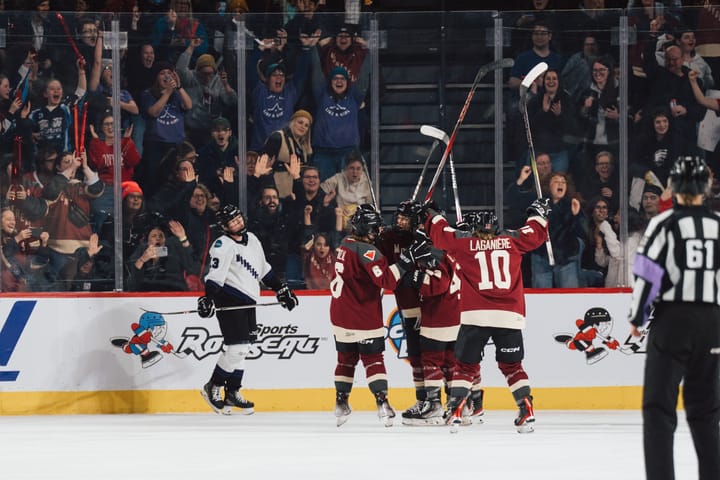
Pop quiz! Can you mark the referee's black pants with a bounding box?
[642,303,720,480]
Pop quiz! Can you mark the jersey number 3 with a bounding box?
[475,250,511,290]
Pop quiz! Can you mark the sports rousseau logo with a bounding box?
[177,324,320,360]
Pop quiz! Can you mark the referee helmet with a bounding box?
[670,156,710,196]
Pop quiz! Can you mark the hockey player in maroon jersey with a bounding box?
[330,204,430,427]
[375,200,425,420]
[401,237,462,426]
[423,200,550,433]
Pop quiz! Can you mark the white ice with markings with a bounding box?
[0,410,699,479]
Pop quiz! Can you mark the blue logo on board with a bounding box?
[0,301,36,381]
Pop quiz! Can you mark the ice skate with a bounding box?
[400,400,424,422]
[140,350,162,368]
[585,347,608,365]
[418,399,444,426]
[443,396,467,433]
[201,382,225,414]
[375,392,396,427]
[468,389,485,424]
[514,396,535,433]
[334,392,351,427]
[223,388,255,415]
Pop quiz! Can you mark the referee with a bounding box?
[629,156,720,480]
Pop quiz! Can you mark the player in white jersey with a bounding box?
[197,204,299,414]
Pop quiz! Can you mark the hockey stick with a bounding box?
[553,332,635,355]
[420,125,462,223]
[412,125,444,201]
[139,302,283,316]
[356,150,379,209]
[519,61,555,266]
[423,58,514,203]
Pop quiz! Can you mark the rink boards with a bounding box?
[0,290,651,415]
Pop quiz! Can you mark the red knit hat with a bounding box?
[122,181,143,199]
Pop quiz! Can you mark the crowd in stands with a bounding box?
[1,1,720,292]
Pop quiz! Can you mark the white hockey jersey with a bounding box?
[204,233,273,301]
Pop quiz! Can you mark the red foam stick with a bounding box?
[73,104,79,152]
[56,13,84,63]
[79,102,88,152]
[190,19,199,39]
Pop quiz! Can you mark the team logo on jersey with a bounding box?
[552,306,649,365]
[385,308,409,362]
[214,239,223,247]
[363,250,376,261]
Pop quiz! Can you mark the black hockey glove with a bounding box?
[396,249,416,272]
[412,229,431,251]
[197,296,215,318]
[276,284,299,311]
[408,269,426,289]
[409,237,433,263]
[527,197,552,220]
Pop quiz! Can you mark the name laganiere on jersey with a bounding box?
[469,237,511,251]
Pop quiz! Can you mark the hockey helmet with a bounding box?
[670,156,710,196]
[138,311,167,337]
[584,307,612,336]
[216,204,246,233]
[463,210,499,235]
[350,204,383,238]
[393,200,424,230]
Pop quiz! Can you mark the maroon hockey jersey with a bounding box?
[375,228,421,316]
[330,237,404,342]
[425,214,548,330]
[417,252,461,342]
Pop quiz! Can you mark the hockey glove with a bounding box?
[526,197,552,220]
[408,269,426,289]
[276,284,299,311]
[421,200,440,221]
[409,237,433,264]
[396,249,416,272]
[412,229,431,251]
[197,296,215,318]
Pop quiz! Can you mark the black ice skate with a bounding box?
[514,396,535,433]
[443,396,467,433]
[335,391,352,427]
[400,400,424,421]
[468,389,485,424]
[586,347,608,365]
[375,392,396,427]
[223,388,255,415]
[201,382,225,414]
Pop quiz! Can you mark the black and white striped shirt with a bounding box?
[628,205,720,327]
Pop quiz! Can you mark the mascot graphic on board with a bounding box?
[110,311,190,368]
[553,307,648,364]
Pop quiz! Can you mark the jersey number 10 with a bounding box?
[475,250,511,290]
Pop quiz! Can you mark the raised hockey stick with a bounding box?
[519,61,555,266]
[420,125,462,223]
[423,58,515,203]
[356,150,379,209]
[139,302,283,316]
[412,125,444,202]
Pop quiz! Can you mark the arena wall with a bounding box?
[0,290,653,415]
